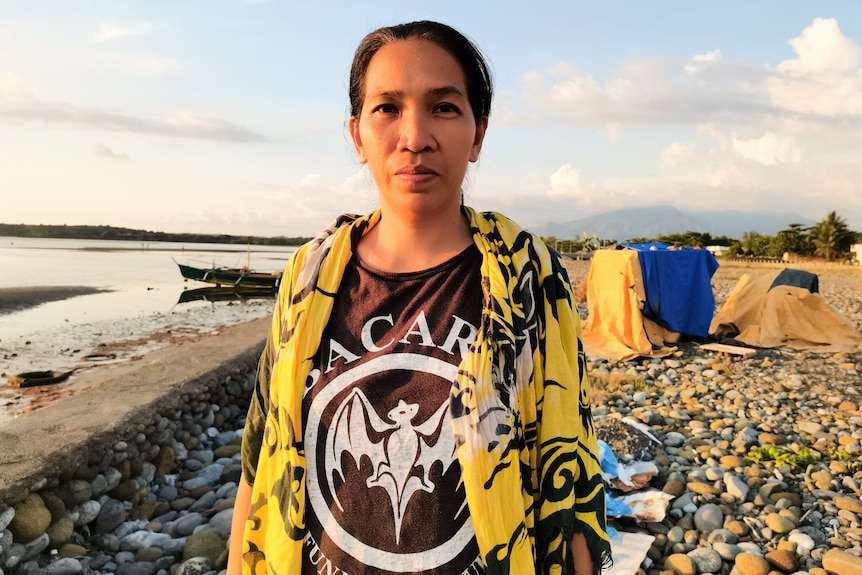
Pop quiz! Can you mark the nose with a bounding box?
[398,110,435,153]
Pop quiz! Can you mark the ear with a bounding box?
[469,116,488,163]
[349,116,368,164]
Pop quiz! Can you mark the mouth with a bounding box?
[395,165,439,187]
[396,165,439,177]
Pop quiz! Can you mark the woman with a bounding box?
[229,20,611,575]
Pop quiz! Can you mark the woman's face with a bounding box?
[350,39,487,221]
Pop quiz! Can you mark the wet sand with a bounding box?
[1,286,275,424]
[0,286,110,315]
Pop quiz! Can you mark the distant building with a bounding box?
[705,245,730,257]
[852,244,862,265]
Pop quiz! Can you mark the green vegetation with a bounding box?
[747,445,819,469]
[543,232,617,254]
[727,212,858,260]
[626,231,735,248]
[0,223,312,246]
[542,211,860,261]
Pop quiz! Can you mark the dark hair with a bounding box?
[349,20,493,124]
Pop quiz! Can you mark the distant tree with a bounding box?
[807,211,854,260]
[623,231,735,247]
[740,231,761,255]
[772,223,812,257]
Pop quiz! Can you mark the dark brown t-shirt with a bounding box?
[300,245,485,575]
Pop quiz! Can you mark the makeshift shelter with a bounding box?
[582,245,719,361]
[710,268,862,352]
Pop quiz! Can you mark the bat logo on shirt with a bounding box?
[325,389,457,544]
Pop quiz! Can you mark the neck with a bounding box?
[358,206,473,273]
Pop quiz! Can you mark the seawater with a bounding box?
[0,236,296,343]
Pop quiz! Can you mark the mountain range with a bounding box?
[529,206,817,243]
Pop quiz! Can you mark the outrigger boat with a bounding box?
[175,260,283,289]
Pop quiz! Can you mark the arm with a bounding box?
[227,474,253,575]
[572,533,596,575]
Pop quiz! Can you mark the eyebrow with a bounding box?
[372,85,468,100]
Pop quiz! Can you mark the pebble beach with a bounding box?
[1,261,862,575]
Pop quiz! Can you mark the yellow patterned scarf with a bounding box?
[241,208,611,575]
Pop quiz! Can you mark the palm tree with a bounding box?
[808,211,853,260]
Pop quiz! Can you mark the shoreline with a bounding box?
[0,286,111,315]
[0,315,269,503]
[1,294,275,424]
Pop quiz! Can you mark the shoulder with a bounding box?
[468,208,558,263]
[287,212,378,270]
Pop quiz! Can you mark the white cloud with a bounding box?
[767,18,862,116]
[0,70,33,99]
[334,167,374,198]
[95,144,130,160]
[131,56,181,78]
[684,50,722,76]
[602,123,622,143]
[515,54,767,127]
[87,53,181,77]
[0,102,266,142]
[91,22,167,43]
[661,142,694,168]
[732,131,803,166]
[548,164,583,197]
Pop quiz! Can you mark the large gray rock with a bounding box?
[95,499,127,535]
[693,503,724,533]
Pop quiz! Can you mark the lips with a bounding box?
[396,165,438,176]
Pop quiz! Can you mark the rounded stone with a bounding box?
[183,529,228,563]
[58,543,88,558]
[712,541,742,561]
[55,480,93,507]
[765,548,798,572]
[822,548,862,574]
[788,531,815,554]
[735,552,770,575]
[95,498,127,534]
[663,480,685,497]
[135,546,166,562]
[72,500,101,527]
[765,512,796,534]
[46,517,75,547]
[9,493,52,542]
[175,556,214,575]
[43,557,84,575]
[175,513,206,537]
[687,546,722,574]
[693,503,724,533]
[208,508,234,535]
[116,561,157,575]
[664,553,696,575]
[0,506,15,532]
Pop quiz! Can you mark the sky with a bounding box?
[2,1,862,238]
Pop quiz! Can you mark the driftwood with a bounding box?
[7,369,75,389]
[698,343,757,358]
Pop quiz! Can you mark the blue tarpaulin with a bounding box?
[619,244,719,337]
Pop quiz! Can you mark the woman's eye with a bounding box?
[435,103,459,114]
[373,103,398,114]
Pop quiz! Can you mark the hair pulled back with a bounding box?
[349,20,493,124]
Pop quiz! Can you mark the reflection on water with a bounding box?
[177,286,279,304]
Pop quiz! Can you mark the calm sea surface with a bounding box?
[0,236,296,343]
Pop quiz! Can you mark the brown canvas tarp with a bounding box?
[710,269,862,352]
